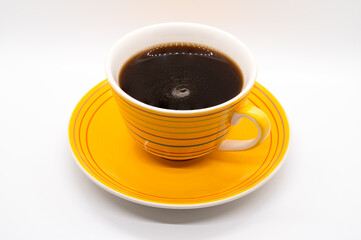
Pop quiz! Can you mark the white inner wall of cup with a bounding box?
[105,22,257,114]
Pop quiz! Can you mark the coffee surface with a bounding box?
[119,43,243,110]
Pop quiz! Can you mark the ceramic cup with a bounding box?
[105,22,271,160]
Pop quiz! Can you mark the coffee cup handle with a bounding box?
[218,101,271,151]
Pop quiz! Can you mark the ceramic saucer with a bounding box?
[68,80,289,209]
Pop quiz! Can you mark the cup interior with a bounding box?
[105,22,257,113]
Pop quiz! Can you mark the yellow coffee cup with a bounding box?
[105,22,271,160]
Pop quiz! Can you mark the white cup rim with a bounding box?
[105,22,257,114]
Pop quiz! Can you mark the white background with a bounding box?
[1,0,361,239]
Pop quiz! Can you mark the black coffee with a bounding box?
[119,43,243,110]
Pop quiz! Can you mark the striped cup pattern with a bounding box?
[111,89,248,160]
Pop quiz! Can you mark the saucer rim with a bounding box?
[69,138,288,209]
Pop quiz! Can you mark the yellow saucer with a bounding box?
[68,80,289,209]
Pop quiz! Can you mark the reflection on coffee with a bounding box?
[119,43,243,110]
